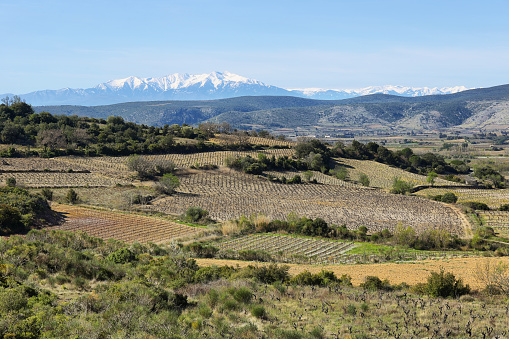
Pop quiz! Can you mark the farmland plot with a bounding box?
[48,203,201,244]
[136,149,295,169]
[264,170,358,187]
[336,158,457,189]
[415,188,509,209]
[478,210,509,237]
[0,157,91,172]
[217,234,356,264]
[209,135,296,147]
[0,172,129,187]
[151,169,467,235]
[59,149,295,174]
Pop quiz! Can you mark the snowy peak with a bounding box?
[290,85,471,99]
[8,71,473,106]
[96,71,268,92]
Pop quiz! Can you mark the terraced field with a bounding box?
[209,135,296,148]
[151,168,467,235]
[0,172,129,187]
[478,210,509,237]
[415,187,509,209]
[217,234,356,264]
[48,203,202,244]
[336,158,457,189]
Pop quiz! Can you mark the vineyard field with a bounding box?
[208,135,296,147]
[151,168,467,235]
[0,172,129,187]
[415,187,509,209]
[478,210,509,237]
[217,234,356,264]
[48,203,202,244]
[336,158,457,189]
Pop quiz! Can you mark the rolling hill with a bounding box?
[33,84,509,133]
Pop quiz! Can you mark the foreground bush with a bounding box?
[414,268,470,298]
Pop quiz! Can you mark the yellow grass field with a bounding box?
[196,257,508,289]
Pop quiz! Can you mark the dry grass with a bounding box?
[221,220,241,236]
[196,256,509,289]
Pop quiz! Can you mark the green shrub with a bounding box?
[237,249,272,262]
[345,303,357,316]
[0,204,23,234]
[206,289,219,308]
[360,302,369,312]
[359,173,370,186]
[182,206,210,224]
[288,175,302,184]
[6,177,16,187]
[499,204,509,211]
[309,326,325,339]
[221,299,239,311]
[441,192,458,203]
[183,242,218,258]
[390,177,413,194]
[233,287,253,303]
[107,248,136,264]
[41,188,53,201]
[360,276,392,291]
[198,303,213,318]
[463,201,490,210]
[251,305,267,319]
[65,188,79,204]
[155,173,180,194]
[424,268,470,298]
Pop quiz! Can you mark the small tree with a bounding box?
[65,188,79,204]
[155,173,180,194]
[332,166,348,181]
[303,170,314,182]
[427,171,438,187]
[425,268,470,298]
[182,206,210,224]
[390,177,413,194]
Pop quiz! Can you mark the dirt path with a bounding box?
[196,256,509,289]
[449,204,474,238]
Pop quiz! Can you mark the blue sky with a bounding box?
[2,0,508,93]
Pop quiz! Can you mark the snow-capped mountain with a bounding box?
[2,72,471,106]
[290,85,470,100]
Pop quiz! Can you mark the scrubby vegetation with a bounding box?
[5,97,509,337]
[334,141,470,176]
[0,230,508,338]
[0,186,50,235]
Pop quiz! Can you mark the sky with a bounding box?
[1,0,509,94]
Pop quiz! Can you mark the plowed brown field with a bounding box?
[195,256,508,289]
[48,203,202,244]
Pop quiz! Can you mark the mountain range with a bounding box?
[2,71,470,106]
[33,84,509,134]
